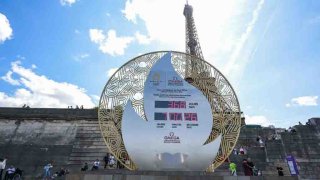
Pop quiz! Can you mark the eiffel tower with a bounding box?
[183,1,245,152]
[183,2,210,81]
[183,2,245,130]
[183,2,216,88]
[183,2,203,59]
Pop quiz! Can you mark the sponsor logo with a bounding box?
[164,132,180,143]
[168,76,183,86]
[150,72,162,86]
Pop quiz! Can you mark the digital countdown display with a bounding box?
[155,101,186,108]
[154,112,198,121]
[154,112,167,120]
[169,113,183,121]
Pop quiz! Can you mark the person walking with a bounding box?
[5,165,15,180]
[91,159,100,171]
[104,153,110,169]
[277,166,284,176]
[81,163,88,171]
[0,158,6,180]
[247,158,255,176]
[43,163,53,180]
[229,162,237,176]
[242,159,252,176]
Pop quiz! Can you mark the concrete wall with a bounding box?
[0,108,100,178]
[0,119,78,177]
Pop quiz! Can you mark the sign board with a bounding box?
[121,52,221,170]
[286,155,299,175]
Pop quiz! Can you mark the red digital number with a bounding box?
[191,113,197,121]
[174,101,180,108]
[168,101,186,108]
[184,113,198,121]
[168,101,174,108]
[180,101,186,108]
[184,113,191,121]
[169,113,182,121]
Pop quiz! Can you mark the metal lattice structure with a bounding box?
[183,3,242,170]
[184,2,205,79]
[184,3,203,59]
[98,51,241,171]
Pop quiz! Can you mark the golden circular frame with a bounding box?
[98,51,241,171]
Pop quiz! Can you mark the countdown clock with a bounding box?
[98,51,241,171]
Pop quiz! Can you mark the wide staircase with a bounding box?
[221,125,291,176]
[67,120,108,171]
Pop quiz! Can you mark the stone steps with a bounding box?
[73,141,105,146]
[68,121,108,166]
[71,148,107,153]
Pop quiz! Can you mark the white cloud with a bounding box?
[89,29,105,43]
[89,29,134,56]
[60,0,77,6]
[91,95,100,105]
[286,96,318,107]
[31,64,37,69]
[1,70,20,86]
[122,0,185,50]
[245,114,271,127]
[223,0,265,76]
[107,68,118,77]
[121,1,268,80]
[0,13,13,43]
[73,53,90,61]
[0,61,95,108]
[120,0,273,89]
[79,53,89,59]
[135,31,152,45]
[122,0,138,24]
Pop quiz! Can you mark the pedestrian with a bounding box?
[104,153,110,169]
[109,155,116,168]
[239,147,245,155]
[253,166,259,176]
[247,158,254,175]
[229,162,237,176]
[57,167,66,176]
[233,148,238,155]
[0,157,6,180]
[259,139,264,147]
[91,159,100,171]
[242,159,252,176]
[81,163,88,171]
[43,163,53,179]
[277,166,284,176]
[256,136,261,142]
[5,165,15,180]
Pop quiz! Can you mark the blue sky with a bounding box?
[0,0,319,128]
